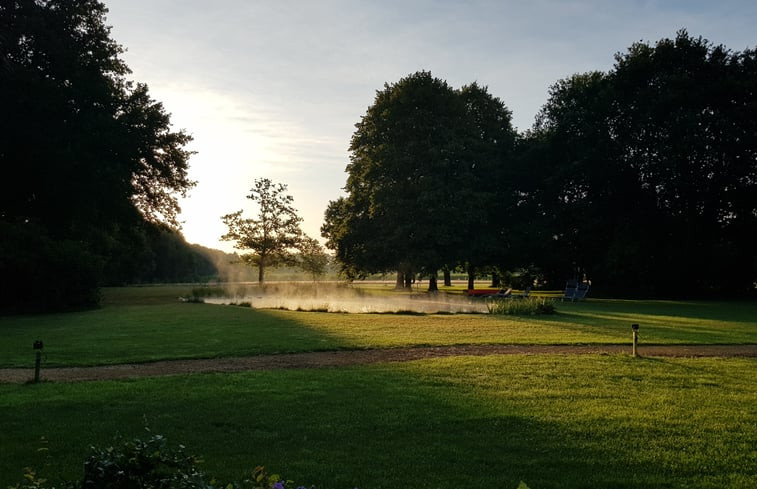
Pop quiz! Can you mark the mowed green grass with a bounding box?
[1,287,755,488]
[1,355,755,488]
[0,286,755,367]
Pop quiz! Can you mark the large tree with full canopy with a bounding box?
[0,0,195,311]
[456,82,518,288]
[322,71,517,290]
[528,30,757,296]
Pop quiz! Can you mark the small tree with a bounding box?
[221,179,304,283]
[298,236,330,281]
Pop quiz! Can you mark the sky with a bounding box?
[103,0,757,253]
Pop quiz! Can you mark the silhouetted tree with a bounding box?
[0,0,195,311]
[221,179,305,283]
[457,82,518,289]
[527,31,757,296]
[322,72,517,291]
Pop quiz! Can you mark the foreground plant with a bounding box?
[10,434,312,489]
[10,433,536,488]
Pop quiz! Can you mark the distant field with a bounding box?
[0,285,755,368]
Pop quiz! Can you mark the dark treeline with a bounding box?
[0,220,220,312]
[323,31,757,298]
[0,0,204,312]
[2,1,755,313]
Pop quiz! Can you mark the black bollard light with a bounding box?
[33,340,43,383]
[631,324,639,357]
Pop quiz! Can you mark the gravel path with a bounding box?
[2,344,755,384]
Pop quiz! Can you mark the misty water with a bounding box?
[202,283,488,314]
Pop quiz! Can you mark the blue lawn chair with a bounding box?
[561,281,577,301]
[574,282,590,301]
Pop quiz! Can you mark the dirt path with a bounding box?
[2,344,756,384]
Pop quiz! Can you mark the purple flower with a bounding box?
[272,482,285,489]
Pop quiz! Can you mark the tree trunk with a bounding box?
[427,272,438,292]
[443,268,452,287]
[404,273,413,290]
[258,265,265,283]
[395,271,404,290]
[467,266,475,290]
[490,271,500,288]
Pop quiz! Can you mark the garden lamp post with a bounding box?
[631,324,639,357]
[33,340,43,383]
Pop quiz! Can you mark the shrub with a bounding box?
[10,434,301,489]
[486,297,556,316]
[81,434,207,489]
[12,433,532,488]
[0,221,102,314]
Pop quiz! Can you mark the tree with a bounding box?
[322,196,386,280]
[527,31,757,296]
[348,71,465,289]
[0,0,195,310]
[607,32,757,295]
[456,83,518,289]
[322,72,517,291]
[525,71,620,288]
[221,179,305,283]
[297,236,330,281]
[0,0,194,231]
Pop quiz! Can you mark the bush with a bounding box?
[12,433,533,488]
[81,434,207,489]
[486,297,556,316]
[0,221,102,314]
[11,434,308,489]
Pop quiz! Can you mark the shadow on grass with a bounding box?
[0,370,644,489]
[4,354,752,488]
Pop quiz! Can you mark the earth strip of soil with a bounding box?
[1,344,755,384]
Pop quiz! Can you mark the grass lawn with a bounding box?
[1,287,755,488]
[1,355,755,488]
[0,286,754,368]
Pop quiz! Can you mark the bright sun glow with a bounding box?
[151,85,287,251]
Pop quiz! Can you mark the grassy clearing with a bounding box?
[1,355,754,488]
[0,287,755,367]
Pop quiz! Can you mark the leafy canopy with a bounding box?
[222,178,305,283]
[0,0,195,232]
[527,30,757,295]
[0,0,197,310]
[323,71,517,286]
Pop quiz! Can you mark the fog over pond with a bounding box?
[202,283,488,314]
